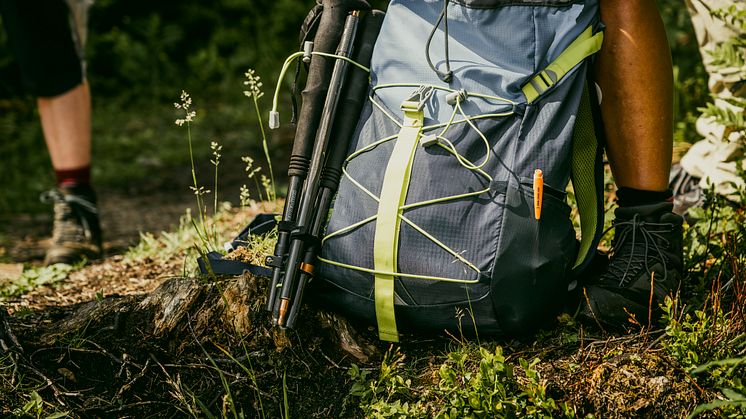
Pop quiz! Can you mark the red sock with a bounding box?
[55,165,91,187]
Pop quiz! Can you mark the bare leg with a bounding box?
[37,81,92,170]
[578,1,683,329]
[38,81,101,265]
[596,0,673,191]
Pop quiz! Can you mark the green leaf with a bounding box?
[691,357,746,374]
[688,398,746,419]
[721,388,746,402]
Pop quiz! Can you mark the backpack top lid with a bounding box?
[370,0,599,123]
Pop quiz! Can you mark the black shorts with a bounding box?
[0,0,83,97]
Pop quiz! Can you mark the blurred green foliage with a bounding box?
[0,0,708,214]
[657,0,710,144]
[0,0,311,213]
[1,0,310,101]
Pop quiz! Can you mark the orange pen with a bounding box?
[533,169,543,220]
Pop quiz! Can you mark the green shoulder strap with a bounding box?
[571,84,602,268]
[521,25,605,269]
[522,26,604,104]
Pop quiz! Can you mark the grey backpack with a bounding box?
[313,0,606,341]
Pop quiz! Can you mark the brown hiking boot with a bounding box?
[41,184,103,265]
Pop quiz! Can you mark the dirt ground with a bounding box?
[0,187,374,417]
[1,190,199,263]
[0,185,728,418]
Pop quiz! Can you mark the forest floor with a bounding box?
[0,180,743,418]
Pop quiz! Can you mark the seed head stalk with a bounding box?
[175,90,212,251]
[253,94,275,202]
[210,141,223,247]
[187,122,210,249]
[244,69,276,202]
[214,151,219,216]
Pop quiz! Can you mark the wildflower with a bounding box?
[239,184,252,207]
[210,141,222,166]
[241,156,262,178]
[190,186,210,196]
[175,90,196,126]
[176,90,192,109]
[244,69,264,99]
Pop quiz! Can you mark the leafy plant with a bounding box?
[657,0,710,145]
[662,288,746,417]
[12,391,68,419]
[434,345,568,419]
[699,100,746,138]
[0,263,77,301]
[348,349,428,418]
[348,345,571,419]
[688,357,746,418]
[661,296,741,371]
[698,4,746,141]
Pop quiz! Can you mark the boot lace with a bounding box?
[601,214,675,287]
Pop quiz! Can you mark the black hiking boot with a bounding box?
[41,184,103,265]
[579,202,683,330]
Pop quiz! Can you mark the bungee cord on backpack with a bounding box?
[319,82,516,284]
[270,47,517,283]
[425,0,453,83]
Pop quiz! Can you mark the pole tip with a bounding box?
[278,298,289,326]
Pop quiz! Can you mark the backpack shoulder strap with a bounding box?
[571,82,605,272]
[522,26,604,104]
[519,25,606,273]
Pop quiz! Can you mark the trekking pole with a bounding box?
[275,11,361,327]
[285,10,385,329]
[266,0,370,318]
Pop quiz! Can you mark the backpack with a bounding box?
[310,0,606,342]
[199,0,606,343]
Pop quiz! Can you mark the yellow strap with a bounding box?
[522,26,604,103]
[572,85,599,268]
[373,105,424,342]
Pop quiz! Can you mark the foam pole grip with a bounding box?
[289,0,371,178]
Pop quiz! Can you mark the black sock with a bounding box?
[616,187,672,207]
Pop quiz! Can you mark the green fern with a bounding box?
[697,5,746,137]
[707,40,745,71]
[699,102,746,135]
[711,5,746,31]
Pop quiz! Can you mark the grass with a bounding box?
[123,205,230,267]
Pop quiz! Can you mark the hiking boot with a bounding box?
[579,202,683,329]
[669,163,705,220]
[41,184,102,265]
